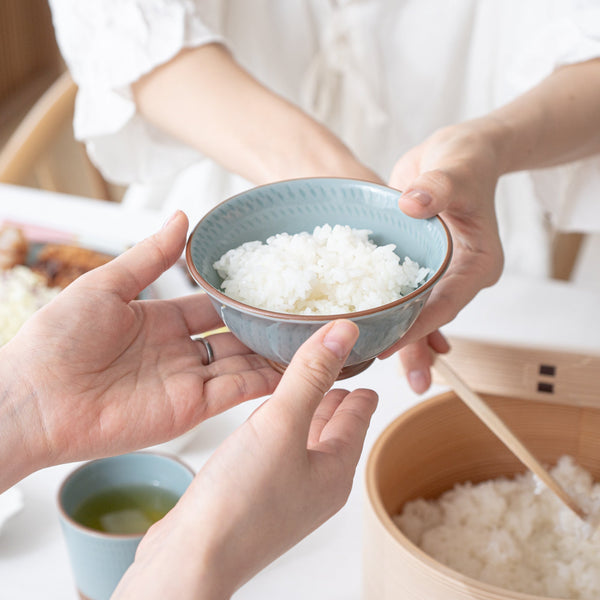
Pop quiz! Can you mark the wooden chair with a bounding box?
[550,230,585,281]
[0,70,119,201]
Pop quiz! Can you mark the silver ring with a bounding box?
[192,335,214,365]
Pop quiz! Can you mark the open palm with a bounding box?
[5,212,281,468]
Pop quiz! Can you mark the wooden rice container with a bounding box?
[363,390,600,599]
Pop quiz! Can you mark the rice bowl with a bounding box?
[186,177,452,378]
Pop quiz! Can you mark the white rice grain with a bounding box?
[0,266,59,345]
[395,455,600,599]
[213,224,430,315]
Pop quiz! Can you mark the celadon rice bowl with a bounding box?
[186,177,452,378]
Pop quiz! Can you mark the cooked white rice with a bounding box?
[213,224,430,315]
[0,265,59,345]
[395,455,600,599]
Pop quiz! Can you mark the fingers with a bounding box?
[397,169,454,220]
[312,387,378,470]
[84,210,189,302]
[388,146,419,192]
[400,330,450,394]
[376,284,455,360]
[378,239,502,360]
[195,330,263,368]
[307,389,349,447]
[269,320,359,438]
[202,354,282,416]
[169,293,226,336]
[427,329,451,354]
[399,339,431,393]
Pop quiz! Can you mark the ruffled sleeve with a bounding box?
[505,2,600,232]
[48,0,224,184]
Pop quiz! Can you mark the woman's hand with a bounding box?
[0,211,281,489]
[386,60,600,394]
[383,119,506,392]
[113,319,378,600]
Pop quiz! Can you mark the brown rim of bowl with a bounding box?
[56,451,195,540]
[364,391,547,600]
[184,177,453,321]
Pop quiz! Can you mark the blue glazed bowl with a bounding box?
[186,178,452,378]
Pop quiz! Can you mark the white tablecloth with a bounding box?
[1,183,599,599]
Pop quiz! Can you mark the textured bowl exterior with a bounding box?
[186,178,452,368]
[210,292,430,366]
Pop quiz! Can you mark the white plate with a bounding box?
[0,486,23,534]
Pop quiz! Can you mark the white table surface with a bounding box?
[1,183,599,599]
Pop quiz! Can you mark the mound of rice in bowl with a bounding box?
[213,224,430,315]
[395,455,600,599]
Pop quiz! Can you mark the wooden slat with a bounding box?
[0,0,61,102]
[433,337,600,408]
[0,71,77,185]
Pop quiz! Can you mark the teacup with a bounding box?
[58,452,194,600]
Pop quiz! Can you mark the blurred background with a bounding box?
[0,0,595,388]
[0,0,61,145]
[0,0,125,202]
[0,0,594,285]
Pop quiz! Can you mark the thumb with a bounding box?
[77,210,189,302]
[397,169,453,220]
[269,320,359,438]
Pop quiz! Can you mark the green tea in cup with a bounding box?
[71,483,180,535]
[58,452,194,600]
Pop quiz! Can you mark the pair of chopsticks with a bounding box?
[431,351,588,522]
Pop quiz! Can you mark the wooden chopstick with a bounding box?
[432,351,588,521]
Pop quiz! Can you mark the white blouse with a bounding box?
[48,0,600,276]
